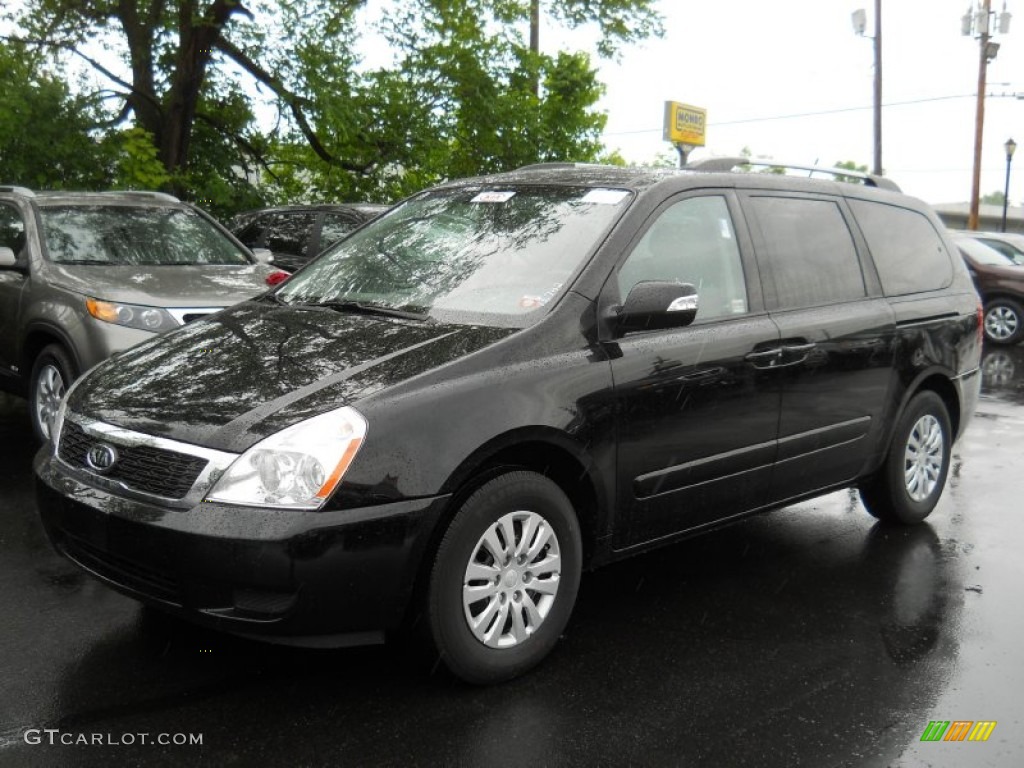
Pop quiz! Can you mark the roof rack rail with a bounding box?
[0,185,36,197]
[684,157,901,192]
[95,190,181,203]
[515,162,616,172]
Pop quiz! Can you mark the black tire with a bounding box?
[29,344,77,444]
[983,298,1024,345]
[860,391,951,525]
[426,471,582,684]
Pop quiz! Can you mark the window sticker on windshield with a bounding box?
[471,191,517,203]
[581,189,629,205]
[519,282,563,310]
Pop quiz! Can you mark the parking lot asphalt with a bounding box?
[2,345,1024,767]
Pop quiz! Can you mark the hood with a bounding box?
[45,263,278,307]
[67,300,516,450]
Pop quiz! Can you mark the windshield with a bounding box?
[275,185,632,325]
[958,237,1021,267]
[39,205,251,266]
[975,237,1024,266]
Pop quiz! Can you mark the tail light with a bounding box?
[265,271,290,286]
[977,302,984,344]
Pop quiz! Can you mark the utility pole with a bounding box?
[853,3,883,175]
[872,0,882,176]
[969,0,993,231]
[963,0,1011,230]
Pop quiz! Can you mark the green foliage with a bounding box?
[112,127,171,190]
[6,0,662,214]
[982,190,1007,206]
[0,41,114,188]
[833,159,869,185]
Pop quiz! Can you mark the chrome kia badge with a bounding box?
[85,443,119,473]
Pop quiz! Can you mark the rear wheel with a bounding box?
[983,298,1024,345]
[860,391,951,525]
[29,344,76,443]
[426,471,582,684]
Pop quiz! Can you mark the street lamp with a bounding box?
[1003,137,1016,231]
[853,2,883,176]
[963,1,1013,231]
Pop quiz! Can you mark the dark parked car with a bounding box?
[36,161,982,683]
[229,203,388,272]
[953,233,1024,345]
[0,186,282,442]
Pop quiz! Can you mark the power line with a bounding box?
[604,93,986,136]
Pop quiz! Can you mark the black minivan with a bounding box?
[35,162,982,683]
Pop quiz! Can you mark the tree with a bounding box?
[982,190,1007,206]
[5,0,662,210]
[0,40,114,188]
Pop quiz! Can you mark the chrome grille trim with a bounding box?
[55,412,239,508]
[166,307,225,326]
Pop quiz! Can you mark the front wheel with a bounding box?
[983,298,1024,345]
[29,344,77,443]
[427,471,582,684]
[860,391,951,525]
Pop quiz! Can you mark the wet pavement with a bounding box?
[2,346,1024,766]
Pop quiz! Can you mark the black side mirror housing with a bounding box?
[614,281,699,334]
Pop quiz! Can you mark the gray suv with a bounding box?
[0,186,280,441]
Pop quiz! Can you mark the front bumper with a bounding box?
[35,450,449,645]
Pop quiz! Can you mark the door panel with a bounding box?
[741,192,897,501]
[612,318,781,548]
[607,192,781,550]
[767,300,896,499]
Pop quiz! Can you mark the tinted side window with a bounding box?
[321,211,367,249]
[849,200,953,295]
[749,196,865,309]
[264,212,318,257]
[0,204,26,255]
[616,196,748,322]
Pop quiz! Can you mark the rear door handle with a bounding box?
[744,348,783,368]
[781,343,816,354]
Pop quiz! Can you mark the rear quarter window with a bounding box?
[848,199,953,295]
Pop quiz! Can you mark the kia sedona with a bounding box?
[35,161,982,683]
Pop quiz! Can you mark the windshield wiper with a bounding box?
[312,300,431,322]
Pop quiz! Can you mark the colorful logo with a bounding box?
[920,721,997,742]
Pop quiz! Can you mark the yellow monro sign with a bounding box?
[663,102,707,147]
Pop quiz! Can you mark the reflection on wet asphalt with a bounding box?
[1,345,1024,766]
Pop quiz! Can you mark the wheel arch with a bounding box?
[21,322,82,377]
[402,428,610,632]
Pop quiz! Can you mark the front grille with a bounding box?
[58,420,208,499]
[181,312,212,323]
[61,534,182,604]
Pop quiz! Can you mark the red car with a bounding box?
[955,234,1024,345]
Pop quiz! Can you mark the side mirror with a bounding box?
[252,247,275,265]
[615,281,699,334]
[0,246,17,268]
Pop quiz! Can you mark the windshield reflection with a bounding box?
[40,206,251,266]
[277,186,632,326]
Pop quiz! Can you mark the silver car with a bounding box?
[0,187,281,441]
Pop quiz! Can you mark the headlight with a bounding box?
[206,406,367,510]
[86,297,178,332]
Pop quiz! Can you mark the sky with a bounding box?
[551,0,1024,205]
